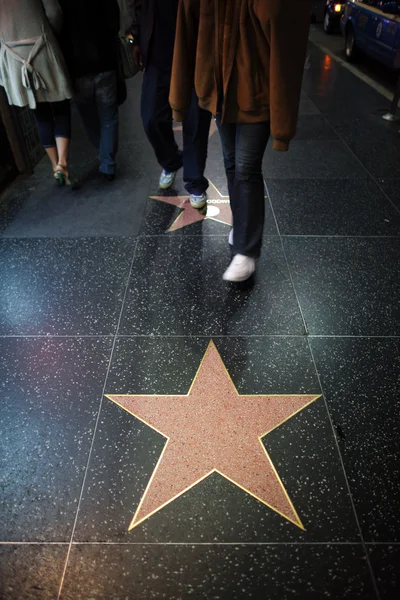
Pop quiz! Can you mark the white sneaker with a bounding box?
[223,254,255,282]
[189,193,207,209]
[159,169,177,190]
[228,228,234,246]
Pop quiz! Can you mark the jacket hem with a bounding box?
[273,139,290,152]
[172,109,187,122]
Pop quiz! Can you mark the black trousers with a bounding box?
[217,120,271,258]
[33,100,71,148]
[141,65,211,195]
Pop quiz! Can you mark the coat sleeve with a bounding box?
[254,0,312,152]
[169,0,198,123]
[41,0,63,35]
[130,0,142,44]
[117,0,133,36]
[117,0,139,37]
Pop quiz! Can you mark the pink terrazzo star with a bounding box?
[106,342,320,530]
[151,181,233,232]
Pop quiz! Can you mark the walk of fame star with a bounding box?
[150,180,233,232]
[106,342,321,531]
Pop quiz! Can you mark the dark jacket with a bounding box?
[118,0,136,36]
[170,0,312,151]
[130,0,179,69]
[59,0,120,78]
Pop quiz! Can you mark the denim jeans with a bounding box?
[141,65,210,195]
[216,120,271,258]
[74,71,119,175]
[33,100,71,148]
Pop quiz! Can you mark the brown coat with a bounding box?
[170,0,312,151]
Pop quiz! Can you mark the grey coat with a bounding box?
[0,0,73,108]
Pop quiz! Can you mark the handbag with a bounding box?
[118,35,139,79]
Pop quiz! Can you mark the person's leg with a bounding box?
[182,89,211,197]
[33,102,58,171]
[232,122,271,258]
[94,71,119,176]
[216,118,238,226]
[45,147,59,171]
[74,75,101,151]
[53,100,72,171]
[141,65,182,173]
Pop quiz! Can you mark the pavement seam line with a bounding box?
[56,239,139,600]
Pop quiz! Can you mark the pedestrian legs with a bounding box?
[217,120,270,258]
[141,65,182,173]
[182,89,211,195]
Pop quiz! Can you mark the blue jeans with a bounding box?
[74,71,119,175]
[217,120,270,258]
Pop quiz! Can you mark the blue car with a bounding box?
[341,0,400,69]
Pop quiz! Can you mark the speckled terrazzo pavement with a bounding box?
[0,45,400,600]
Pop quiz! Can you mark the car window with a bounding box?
[376,0,400,10]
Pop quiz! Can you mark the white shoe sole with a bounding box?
[223,269,255,282]
[159,180,175,190]
[190,198,207,209]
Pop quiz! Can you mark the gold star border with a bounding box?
[106,341,321,531]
